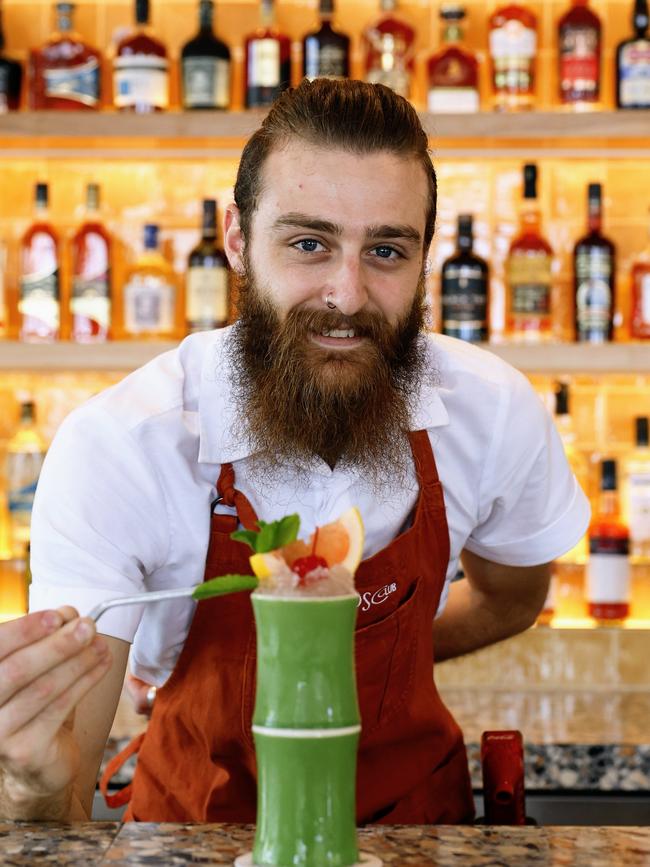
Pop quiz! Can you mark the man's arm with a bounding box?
[432,548,551,662]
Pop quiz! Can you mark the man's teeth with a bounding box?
[321,328,356,338]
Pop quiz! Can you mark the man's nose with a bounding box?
[331,257,369,315]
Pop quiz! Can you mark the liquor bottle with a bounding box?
[427,4,479,113]
[505,163,553,341]
[244,0,291,109]
[19,183,60,342]
[574,183,615,343]
[122,224,177,339]
[0,2,22,112]
[623,417,650,559]
[558,0,601,107]
[488,3,537,111]
[114,0,169,113]
[616,0,650,110]
[303,0,350,81]
[186,199,230,332]
[630,211,650,339]
[70,183,111,343]
[440,214,489,342]
[29,2,101,111]
[5,401,46,560]
[586,458,630,625]
[363,0,415,99]
[553,381,589,564]
[181,0,231,110]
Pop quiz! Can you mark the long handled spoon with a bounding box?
[87,574,259,624]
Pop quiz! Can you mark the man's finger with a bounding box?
[0,609,77,661]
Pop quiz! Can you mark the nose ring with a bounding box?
[326,292,336,310]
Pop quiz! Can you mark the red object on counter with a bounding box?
[481,730,526,825]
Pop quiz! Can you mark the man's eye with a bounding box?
[372,245,400,259]
[294,239,324,253]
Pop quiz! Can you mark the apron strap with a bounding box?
[215,463,259,531]
[99,731,146,809]
[408,430,440,486]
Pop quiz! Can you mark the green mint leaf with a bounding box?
[192,574,259,600]
[256,523,278,553]
[231,530,259,551]
[274,514,301,548]
[229,514,301,553]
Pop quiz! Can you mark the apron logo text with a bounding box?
[357,581,398,613]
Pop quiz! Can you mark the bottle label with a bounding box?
[575,249,612,339]
[187,265,228,329]
[441,264,487,339]
[124,275,175,334]
[183,57,230,108]
[248,39,280,87]
[587,551,630,604]
[43,57,100,107]
[305,44,347,80]
[489,21,536,92]
[641,273,650,324]
[72,274,111,334]
[507,253,552,314]
[427,86,479,113]
[114,55,169,109]
[628,471,650,544]
[19,269,60,333]
[8,480,39,514]
[619,41,650,107]
[559,26,599,98]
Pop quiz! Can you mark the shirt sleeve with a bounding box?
[29,402,172,643]
[463,368,591,566]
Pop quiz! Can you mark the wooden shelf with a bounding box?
[0,339,648,374]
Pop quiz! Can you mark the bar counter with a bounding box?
[3,821,650,865]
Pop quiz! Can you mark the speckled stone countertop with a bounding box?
[3,822,650,866]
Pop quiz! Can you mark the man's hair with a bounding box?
[233,78,437,252]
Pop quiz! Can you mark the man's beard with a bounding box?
[230,262,428,489]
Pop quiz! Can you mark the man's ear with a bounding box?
[224,203,245,274]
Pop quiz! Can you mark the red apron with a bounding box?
[101,430,474,824]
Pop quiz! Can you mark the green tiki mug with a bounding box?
[251,592,361,867]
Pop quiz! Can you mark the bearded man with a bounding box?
[0,79,589,824]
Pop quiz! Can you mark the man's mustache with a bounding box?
[283,306,392,343]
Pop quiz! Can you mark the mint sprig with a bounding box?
[231,514,300,554]
[193,574,259,600]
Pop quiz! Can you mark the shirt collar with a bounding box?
[198,328,449,466]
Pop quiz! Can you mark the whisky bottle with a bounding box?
[363,0,415,99]
[181,0,231,110]
[114,0,169,113]
[19,183,60,342]
[623,416,650,559]
[123,224,177,339]
[29,2,101,110]
[427,4,479,113]
[558,0,601,107]
[440,214,489,342]
[616,0,650,110]
[244,0,290,109]
[0,2,22,112]
[70,183,111,343]
[186,199,230,332]
[303,0,350,81]
[630,210,650,339]
[488,3,537,111]
[586,458,630,625]
[5,401,46,560]
[505,163,553,341]
[574,183,615,343]
[554,381,589,565]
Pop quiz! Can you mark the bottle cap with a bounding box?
[554,381,569,416]
[440,4,466,20]
[35,183,49,208]
[320,0,335,14]
[523,164,537,200]
[636,416,649,447]
[587,182,602,203]
[135,0,150,25]
[601,459,617,492]
[633,0,649,32]
[457,213,473,249]
[56,2,74,14]
[143,224,159,250]
[20,401,36,423]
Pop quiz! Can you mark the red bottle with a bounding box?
[481,731,527,825]
[113,0,169,113]
[558,0,601,106]
[19,183,60,342]
[70,183,111,342]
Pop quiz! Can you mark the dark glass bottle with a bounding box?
[558,0,601,106]
[303,0,350,81]
[440,214,489,342]
[0,3,22,112]
[181,0,230,109]
[70,183,111,343]
[244,0,291,108]
[186,199,230,332]
[574,183,616,343]
[114,0,169,113]
[616,0,650,109]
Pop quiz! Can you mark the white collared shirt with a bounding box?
[29,328,590,686]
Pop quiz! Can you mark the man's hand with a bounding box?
[0,607,112,818]
[125,674,155,718]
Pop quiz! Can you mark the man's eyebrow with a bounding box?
[272,214,342,235]
[366,224,422,245]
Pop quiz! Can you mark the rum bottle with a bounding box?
[122,224,177,339]
[427,4,479,113]
[5,401,46,560]
[114,0,169,113]
[0,1,22,112]
[623,416,650,559]
[505,163,553,341]
[630,210,650,339]
[558,0,601,107]
[181,0,231,110]
[70,183,111,342]
[363,0,415,99]
[616,0,650,110]
[574,183,615,343]
[186,199,230,332]
[488,3,537,111]
[440,214,489,342]
[303,0,350,81]
[587,458,630,625]
[29,2,101,110]
[19,183,60,342]
[244,0,290,109]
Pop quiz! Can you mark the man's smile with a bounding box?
[310,331,365,349]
